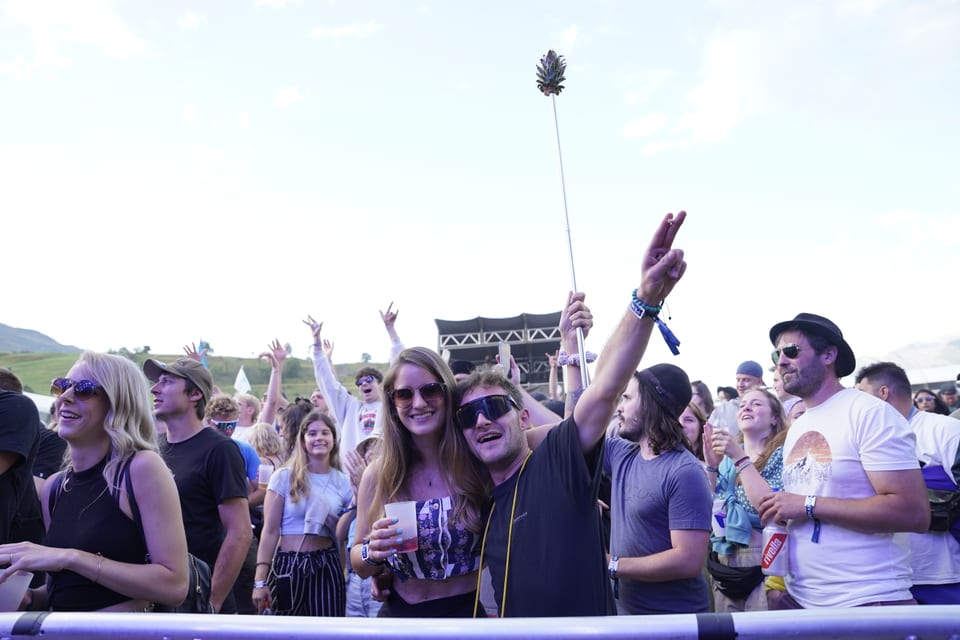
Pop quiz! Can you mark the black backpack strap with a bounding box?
[112,454,143,528]
[46,472,67,515]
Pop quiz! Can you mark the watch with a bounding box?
[608,556,619,579]
[360,540,386,567]
[804,495,817,519]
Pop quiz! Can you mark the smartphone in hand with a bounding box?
[498,342,512,380]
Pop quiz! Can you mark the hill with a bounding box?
[0,351,384,401]
[0,323,81,354]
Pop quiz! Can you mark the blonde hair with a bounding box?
[249,422,284,462]
[64,351,158,490]
[235,393,261,419]
[285,410,340,503]
[367,347,489,533]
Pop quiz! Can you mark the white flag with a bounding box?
[234,365,252,394]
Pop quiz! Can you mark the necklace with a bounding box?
[473,450,533,618]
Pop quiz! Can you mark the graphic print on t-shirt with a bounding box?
[783,431,832,493]
[358,409,377,436]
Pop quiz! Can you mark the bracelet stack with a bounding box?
[629,289,681,355]
[733,456,752,475]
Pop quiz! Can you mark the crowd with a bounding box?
[1,211,959,617]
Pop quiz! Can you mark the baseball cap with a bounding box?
[143,358,214,407]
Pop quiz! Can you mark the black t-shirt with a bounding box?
[0,391,43,545]
[160,428,248,567]
[33,427,68,480]
[485,417,614,617]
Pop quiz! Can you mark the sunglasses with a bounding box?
[51,377,103,399]
[771,344,801,365]
[212,419,238,433]
[456,394,520,429]
[355,375,377,387]
[915,395,935,403]
[390,382,446,408]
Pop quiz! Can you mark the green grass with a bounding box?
[0,352,386,401]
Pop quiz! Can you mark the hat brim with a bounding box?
[769,320,856,378]
[143,358,173,382]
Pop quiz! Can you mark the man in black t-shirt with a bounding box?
[456,212,689,617]
[144,357,251,614]
[0,390,43,548]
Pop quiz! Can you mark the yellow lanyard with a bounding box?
[473,450,533,618]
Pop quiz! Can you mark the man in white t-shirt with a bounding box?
[231,393,260,443]
[855,361,960,604]
[758,313,929,609]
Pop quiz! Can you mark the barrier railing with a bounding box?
[1,607,959,640]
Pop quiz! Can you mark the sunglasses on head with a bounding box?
[355,375,377,387]
[390,382,446,408]
[212,419,238,433]
[456,394,520,429]
[51,378,103,399]
[771,343,801,365]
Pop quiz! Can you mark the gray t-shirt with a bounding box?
[604,437,712,614]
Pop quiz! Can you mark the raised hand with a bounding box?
[380,302,398,329]
[322,339,334,360]
[637,211,687,305]
[303,315,323,342]
[183,342,207,363]
[546,350,559,368]
[559,291,593,348]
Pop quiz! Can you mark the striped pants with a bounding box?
[271,547,345,616]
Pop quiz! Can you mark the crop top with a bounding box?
[267,467,352,538]
[388,495,481,581]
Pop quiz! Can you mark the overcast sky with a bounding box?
[3,0,958,391]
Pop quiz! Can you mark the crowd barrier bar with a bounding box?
[1,606,959,640]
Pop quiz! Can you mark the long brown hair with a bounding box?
[285,410,340,503]
[366,347,489,533]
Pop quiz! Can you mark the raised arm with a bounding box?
[304,316,355,426]
[380,302,405,364]
[573,211,687,452]
[258,339,286,426]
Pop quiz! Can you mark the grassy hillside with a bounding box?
[0,352,386,401]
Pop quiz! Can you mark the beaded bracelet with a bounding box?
[630,289,662,318]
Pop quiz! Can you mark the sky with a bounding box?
[2,0,959,392]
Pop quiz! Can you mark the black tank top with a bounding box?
[45,456,148,611]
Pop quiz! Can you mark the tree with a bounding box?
[361,352,372,363]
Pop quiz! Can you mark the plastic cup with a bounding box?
[384,501,419,553]
[0,571,33,611]
[257,463,274,489]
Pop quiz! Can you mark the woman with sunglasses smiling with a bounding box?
[350,347,489,617]
[0,352,189,612]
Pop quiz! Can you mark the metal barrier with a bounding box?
[1,608,959,640]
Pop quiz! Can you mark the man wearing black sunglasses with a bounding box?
[456,211,688,617]
[758,313,929,609]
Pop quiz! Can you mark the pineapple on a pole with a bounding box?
[537,50,590,389]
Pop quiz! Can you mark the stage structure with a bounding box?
[435,312,562,386]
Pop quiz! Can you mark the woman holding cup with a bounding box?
[0,351,188,612]
[704,387,787,612]
[253,410,351,616]
[350,347,489,617]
